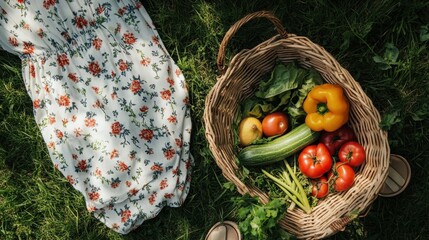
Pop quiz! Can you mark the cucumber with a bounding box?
[238,123,320,166]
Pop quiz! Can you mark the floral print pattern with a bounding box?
[0,0,193,234]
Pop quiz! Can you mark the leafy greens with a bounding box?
[241,62,323,126]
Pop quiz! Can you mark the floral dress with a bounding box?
[0,0,193,234]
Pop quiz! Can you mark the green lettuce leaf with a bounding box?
[239,61,323,130]
[287,69,323,126]
[255,62,309,99]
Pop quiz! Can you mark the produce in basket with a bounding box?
[238,117,263,146]
[236,62,323,166]
[298,143,333,179]
[204,11,390,239]
[239,62,323,123]
[238,123,319,166]
[233,62,326,216]
[261,112,289,137]
[303,83,350,132]
[236,61,368,216]
[319,125,357,155]
[338,141,366,167]
[311,176,329,199]
[262,160,313,214]
[329,162,355,192]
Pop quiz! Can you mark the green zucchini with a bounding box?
[238,123,320,166]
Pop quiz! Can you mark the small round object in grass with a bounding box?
[379,154,411,197]
[205,221,242,240]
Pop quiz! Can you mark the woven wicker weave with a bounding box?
[203,11,390,239]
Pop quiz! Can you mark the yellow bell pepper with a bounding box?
[303,83,349,132]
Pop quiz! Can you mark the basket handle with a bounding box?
[217,11,288,74]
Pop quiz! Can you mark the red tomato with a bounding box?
[298,143,333,179]
[338,141,366,167]
[261,112,288,137]
[329,163,355,192]
[311,176,329,198]
[319,125,357,155]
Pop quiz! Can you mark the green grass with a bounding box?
[1,0,429,239]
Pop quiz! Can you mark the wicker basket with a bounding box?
[203,11,390,239]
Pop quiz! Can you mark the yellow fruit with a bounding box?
[239,117,263,146]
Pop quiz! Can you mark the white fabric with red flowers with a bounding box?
[0,0,193,234]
